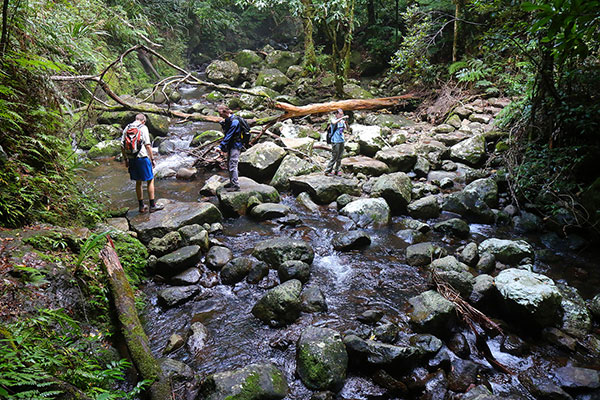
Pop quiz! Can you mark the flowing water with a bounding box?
[84,90,600,399]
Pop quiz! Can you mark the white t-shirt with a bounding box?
[122,121,151,158]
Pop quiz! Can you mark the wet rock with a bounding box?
[191,130,223,147]
[500,333,528,356]
[252,279,303,327]
[311,391,335,400]
[448,332,470,358]
[396,229,426,244]
[220,257,253,285]
[270,154,317,191]
[234,49,263,68]
[357,309,383,325]
[106,217,129,232]
[148,231,183,257]
[554,366,600,390]
[129,201,222,243]
[252,237,314,267]
[518,370,573,400]
[372,369,409,395]
[156,245,202,277]
[163,333,185,355]
[170,267,201,286]
[178,224,204,243]
[461,242,479,267]
[429,256,474,297]
[250,203,290,220]
[87,139,122,159]
[495,268,563,327]
[343,335,423,366]
[558,284,592,338]
[239,142,286,181]
[407,195,441,219]
[297,192,320,213]
[301,286,327,313]
[158,285,199,307]
[442,190,495,224]
[590,293,600,319]
[340,198,390,228]
[216,177,280,216]
[447,358,480,392]
[414,156,431,177]
[479,238,533,265]
[205,246,233,271]
[408,290,456,335]
[434,218,470,238]
[542,327,578,351]
[206,60,240,85]
[182,227,209,252]
[199,362,288,400]
[374,321,399,343]
[176,167,197,180]
[406,242,448,266]
[401,218,431,233]
[409,334,443,355]
[469,274,495,305]
[476,252,495,273]
[247,261,269,284]
[461,384,501,400]
[289,173,360,204]
[428,347,452,371]
[374,148,417,172]
[341,155,389,176]
[187,322,208,356]
[513,210,542,233]
[332,230,371,251]
[277,260,311,283]
[159,358,194,381]
[439,177,454,189]
[464,178,498,208]
[297,326,348,391]
[370,172,413,213]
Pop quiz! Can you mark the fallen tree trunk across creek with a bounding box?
[99,240,171,400]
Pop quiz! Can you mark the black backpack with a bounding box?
[326,123,335,144]
[233,115,251,147]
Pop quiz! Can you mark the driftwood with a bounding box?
[432,271,513,375]
[99,240,171,400]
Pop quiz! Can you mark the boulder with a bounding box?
[558,284,592,338]
[296,192,320,213]
[407,195,441,219]
[429,256,474,297]
[87,139,121,159]
[158,285,199,307]
[553,366,600,390]
[289,173,360,204]
[256,68,291,91]
[129,201,222,243]
[239,142,287,181]
[277,260,311,283]
[147,231,183,257]
[265,50,302,72]
[176,167,197,180]
[442,190,495,224]
[408,290,456,335]
[463,178,498,208]
[461,242,479,266]
[252,238,314,267]
[170,267,201,286]
[341,156,389,176]
[252,279,303,327]
[495,268,563,326]
[220,257,253,284]
[270,154,318,191]
[433,218,470,238]
[351,124,384,157]
[105,217,129,232]
[518,371,573,400]
[206,246,233,271]
[155,245,202,277]
[343,83,374,99]
[178,224,209,250]
[406,242,447,266]
[364,113,413,129]
[297,327,348,391]
[162,334,185,355]
[374,148,417,172]
[479,238,533,264]
[200,175,226,196]
[250,203,290,220]
[513,211,542,233]
[370,172,412,213]
[191,130,223,147]
[301,286,328,313]
[332,231,371,251]
[234,49,263,68]
[450,135,486,166]
[340,198,390,228]
[200,363,288,400]
[187,322,208,356]
[206,60,240,85]
[343,335,423,367]
[216,177,280,216]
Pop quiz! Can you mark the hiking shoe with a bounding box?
[149,204,164,213]
[139,205,148,214]
[224,182,233,188]
[335,171,342,176]
[226,185,241,192]
[325,171,332,176]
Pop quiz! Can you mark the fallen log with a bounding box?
[99,240,171,400]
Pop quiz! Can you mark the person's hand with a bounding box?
[124,159,129,168]
[151,159,156,168]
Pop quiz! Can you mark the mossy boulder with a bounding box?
[238,142,287,181]
[200,363,288,400]
[216,177,280,217]
[156,245,202,277]
[220,257,254,285]
[191,130,223,147]
[252,238,314,267]
[234,49,263,69]
[370,172,413,214]
[148,231,184,257]
[343,83,373,99]
[296,326,348,391]
[88,139,122,159]
[252,279,303,327]
[206,60,240,85]
[364,114,413,128]
[374,148,417,172]
[256,68,291,92]
[340,198,391,228]
[408,290,457,335]
[450,135,486,167]
[265,50,302,73]
[270,154,318,191]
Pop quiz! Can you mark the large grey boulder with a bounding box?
[433,218,470,239]
[256,68,291,91]
[406,242,447,266]
[178,224,209,251]
[278,260,311,283]
[296,327,348,391]
[351,124,384,157]
[413,140,449,167]
[332,230,371,251]
[252,238,314,267]
[344,335,423,366]
[495,268,563,326]
[158,285,199,307]
[220,257,253,284]
[370,172,412,213]
[289,173,360,204]
[343,83,374,99]
[170,267,201,286]
[479,238,533,264]
[340,198,390,228]
[199,363,288,400]
[148,231,183,257]
[206,60,240,85]
[156,245,202,277]
[206,246,233,271]
[341,156,389,176]
[408,290,456,335]
[429,256,474,297]
[87,139,122,159]
[252,279,303,327]
[301,286,328,312]
[553,366,600,391]
[270,154,318,191]
[374,148,417,172]
[450,135,486,166]
[463,177,498,208]
[407,195,441,219]
[239,142,287,181]
[234,49,263,69]
[558,284,592,338]
[216,177,280,216]
[518,371,574,400]
[442,190,495,224]
[265,50,302,73]
[364,113,414,129]
[250,203,290,220]
[129,201,222,243]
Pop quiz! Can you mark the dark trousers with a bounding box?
[326,142,344,173]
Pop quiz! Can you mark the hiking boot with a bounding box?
[335,171,342,176]
[149,204,164,213]
[226,185,240,192]
[139,205,148,214]
[224,182,233,188]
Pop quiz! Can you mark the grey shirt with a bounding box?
[121,121,151,158]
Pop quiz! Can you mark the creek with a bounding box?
[84,90,600,400]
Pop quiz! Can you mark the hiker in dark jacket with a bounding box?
[217,105,243,191]
[325,109,348,176]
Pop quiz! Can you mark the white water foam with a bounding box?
[315,254,352,285]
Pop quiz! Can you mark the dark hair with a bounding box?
[217,105,231,114]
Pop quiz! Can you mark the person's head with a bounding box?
[336,109,344,118]
[217,105,232,119]
[135,113,146,124]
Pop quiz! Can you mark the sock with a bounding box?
[138,200,144,209]
[149,199,156,207]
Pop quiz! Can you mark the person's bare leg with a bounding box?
[136,181,143,200]
[147,179,155,200]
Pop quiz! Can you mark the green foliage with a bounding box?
[0,309,148,399]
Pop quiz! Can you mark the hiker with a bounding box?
[325,109,348,176]
[121,113,164,213]
[217,105,243,192]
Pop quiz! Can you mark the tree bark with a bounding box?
[1,0,9,56]
[452,0,464,62]
[300,0,317,69]
[99,243,171,400]
[367,0,376,26]
[137,49,161,81]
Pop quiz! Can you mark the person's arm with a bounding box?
[146,144,155,167]
[331,115,349,124]
[142,126,155,167]
[121,128,129,167]
[219,119,239,151]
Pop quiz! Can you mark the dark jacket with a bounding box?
[219,115,243,151]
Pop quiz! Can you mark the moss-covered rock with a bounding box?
[88,139,122,159]
[206,60,240,85]
[343,83,374,99]
[252,279,303,327]
[265,50,302,73]
[191,130,224,147]
[256,68,291,92]
[234,49,263,69]
[200,363,288,400]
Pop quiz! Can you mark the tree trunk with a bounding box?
[0,0,9,56]
[99,243,171,400]
[367,0,375,26]
[452,0,464,62]
[300,0,317,69]
[137,50,161,81]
